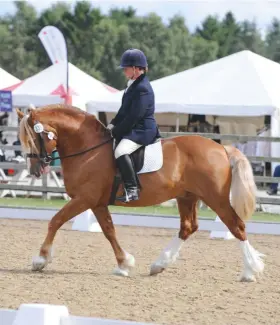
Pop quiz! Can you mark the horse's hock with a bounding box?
[0,218,279,325]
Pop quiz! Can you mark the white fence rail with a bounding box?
[0,129,280,205]
[0,304,158,325]
[0,160,278,205]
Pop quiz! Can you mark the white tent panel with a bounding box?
[6,62,118,106]
[12,94,63,107]
[88,50,280,116]
[0,67,20,89]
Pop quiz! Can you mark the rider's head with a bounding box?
[118,48,148,80]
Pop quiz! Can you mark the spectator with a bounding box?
[13,137,22,157]
[0,132,7,162]
[267,165,280,195]
[12,136,25,163]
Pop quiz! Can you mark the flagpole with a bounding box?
[65,37,69,105]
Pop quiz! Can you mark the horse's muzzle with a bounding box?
[30,161,50,178]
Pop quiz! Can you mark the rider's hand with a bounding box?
[107,124,114,131]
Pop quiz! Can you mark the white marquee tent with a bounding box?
[88,50,280,164]
[1,62,119,150]
[3,61,118,108]
[88,50,280,117]
[0,67,20,89]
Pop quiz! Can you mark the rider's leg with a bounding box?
[114,139,142,202]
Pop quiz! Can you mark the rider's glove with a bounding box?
[107,124,114,131]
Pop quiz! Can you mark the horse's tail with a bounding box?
[224,145,257,221]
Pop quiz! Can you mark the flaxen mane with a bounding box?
[19,115,39,154]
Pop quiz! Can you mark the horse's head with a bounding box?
[17,107,58,178]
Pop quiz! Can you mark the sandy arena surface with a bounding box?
[0,218,279,325]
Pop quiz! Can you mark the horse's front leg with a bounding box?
[92,206,135,276]
[32,197,88,271]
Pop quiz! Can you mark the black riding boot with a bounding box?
[116,154,139,203]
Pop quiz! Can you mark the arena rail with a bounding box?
[160,131,280,142]
[0,303,158,325]
[0,130,280,206]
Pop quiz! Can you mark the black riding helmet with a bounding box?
[118,48,148,69]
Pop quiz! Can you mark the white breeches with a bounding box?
[114,139,142,159]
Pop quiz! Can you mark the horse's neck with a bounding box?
[54,114,110,156]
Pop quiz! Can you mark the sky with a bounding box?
[1,0,280,33]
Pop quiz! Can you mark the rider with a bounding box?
[107,48,160,203]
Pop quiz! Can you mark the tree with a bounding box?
[109,6,136,24]
[235,20,265,55]
[218,12,240,57]
[196,12,242,58]
[0,1,38,79]
[191,37,219,67]
[167,15,193,74]
[1,2,279,90]
[265,18,280,63]
[195,14,221,42]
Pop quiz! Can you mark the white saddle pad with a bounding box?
[138,140,163,174]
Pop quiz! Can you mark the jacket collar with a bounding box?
[124,73,146,95]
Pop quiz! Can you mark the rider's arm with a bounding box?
[109,109,122,127]
[112,87,149,139]
[109,92,126,127]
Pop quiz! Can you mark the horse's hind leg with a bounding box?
[205,196,264,282]
[150,194,198,275]
[92,206,135,277]
[32,197,88,271]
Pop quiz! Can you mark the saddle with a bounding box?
[109,138,163,205]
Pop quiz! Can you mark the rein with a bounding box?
[51,138,113,161]
[27,132,113,163]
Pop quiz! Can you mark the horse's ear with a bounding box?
[27,104,36,114]
[27,105,38,123]
[16,108,24,120]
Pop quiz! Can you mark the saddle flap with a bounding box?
[137,139,163,174]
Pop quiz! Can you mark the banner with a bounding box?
[38,26,68,64]
[38,26,70,104]
[0,90,13,112]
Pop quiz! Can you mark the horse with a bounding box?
[16,104,264,282]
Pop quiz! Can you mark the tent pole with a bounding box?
[175,114,180,132]
[271,109,280,175]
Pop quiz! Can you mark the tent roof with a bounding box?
[3,62,118,103]
[0,67,20,89]
[88,50,280,116]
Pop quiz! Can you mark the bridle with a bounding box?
[25,121,113,165]
[26,131,53,164]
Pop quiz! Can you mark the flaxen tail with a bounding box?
[224,145,257,221]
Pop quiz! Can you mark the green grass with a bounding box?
[0,197,280,222]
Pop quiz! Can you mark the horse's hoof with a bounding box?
[150,263,165,276]
[113,267,129,277]
[123,253,135,269]
[32,256,47,271]
[239,274,256,282]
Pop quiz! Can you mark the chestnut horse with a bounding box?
[17,104,264,282]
